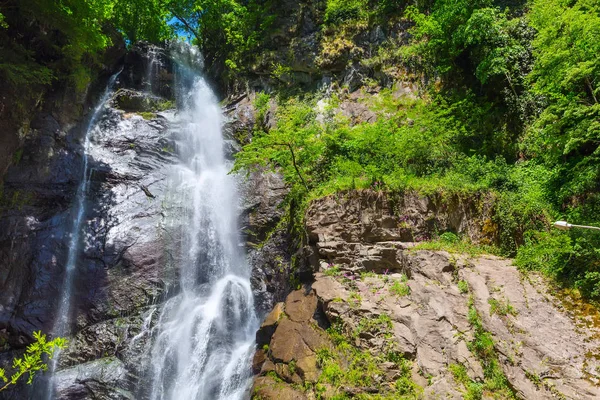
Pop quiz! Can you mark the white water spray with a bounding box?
[147,49,258,400]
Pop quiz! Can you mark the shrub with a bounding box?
[324,0,367,23]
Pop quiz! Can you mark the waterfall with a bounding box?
[147,46,258,400]
[41,71,121,400]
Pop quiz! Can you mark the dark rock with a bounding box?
[53,357,132,400]
[248,227,294,318]
[0,50,179,398]
[240,171,288,246]
[256,302,284,347]
[111,89,170,112]
[119,42,174,99]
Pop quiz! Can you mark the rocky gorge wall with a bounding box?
[0,42,294,399]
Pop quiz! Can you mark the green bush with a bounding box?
[324,0,368,23]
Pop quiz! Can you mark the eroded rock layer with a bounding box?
[252,191,600,400]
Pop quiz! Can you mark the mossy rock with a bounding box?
[112,89,174,112]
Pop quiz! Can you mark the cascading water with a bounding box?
[145,45,161,92]
[147,46,258,400]
[41,72,121,400]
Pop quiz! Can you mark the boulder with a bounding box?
[53,357,132,400]
[270,318,328,363]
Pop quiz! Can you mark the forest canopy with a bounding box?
[2,0,600,300]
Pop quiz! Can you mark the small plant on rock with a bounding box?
[390,280,411,297]
[348,292,362,308]
[324,264,341,276]
[488,298,518,317]
[458,280,469,294]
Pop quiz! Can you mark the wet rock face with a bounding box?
[118,42,174,99]
[0,43,182,398]
[242,170,292,315]
[224,94,294,317]
[0,53,293,398]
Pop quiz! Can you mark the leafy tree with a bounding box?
[525,0,600,202]
[324,0,368,24]
[0,332,66,393]
[233,97,322,191]
[0,0,173,93]
[404,0,534,157]
[112,0,173,43]
[166,0,270,80]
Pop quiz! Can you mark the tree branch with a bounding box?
[268,142,309,191]
[170,9,202,44]
[585,76,598,104]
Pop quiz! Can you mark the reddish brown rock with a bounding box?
[252,349,267,374]
[256,302,285,347]
[284,289,317,322]
[270,318,329,363]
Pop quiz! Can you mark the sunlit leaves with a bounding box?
[526,0,600,200]
[0,331,66,393]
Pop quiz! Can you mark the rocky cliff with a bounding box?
[0,42,293,399]
[251,191,600,399]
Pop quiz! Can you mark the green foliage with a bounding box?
[0,0,172,111]
[449,363,470,386]
[138,112,156,120]
[324,0,368,24]
[488,298,518,317]
[233,96,320,191]
[323,265,341,276]
[254,92,270,120]
[516,230,600,299]
[0,331,66,393]
[353,314,393,339]
[389,279,410,297]
[317,322,422,399]
[413,235,500,256]
[112,0,172,43]
[466,296,516,398]
[166,0,273,81]
[449,362,484,400]
[404,0,533,121]
[525,0,600,203]
[458,280,469,294]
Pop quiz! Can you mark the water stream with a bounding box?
[42,71,121,400]
[146,47,258,400]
